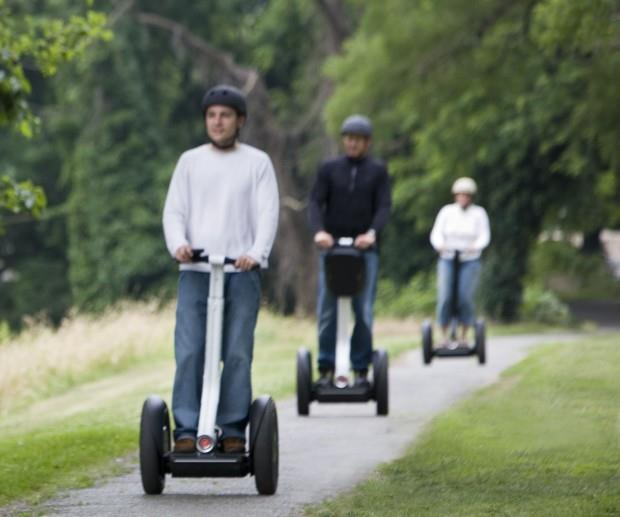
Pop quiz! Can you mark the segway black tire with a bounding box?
[373,349,389,416]
[296,347,312,416]
[139,395,171,495]
[250,395,279,495]
[475,318,486,365]
[422,319,433,365]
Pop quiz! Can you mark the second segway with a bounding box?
[422,250,486,365]
[297,238,389,416]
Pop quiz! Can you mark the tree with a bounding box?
[0,0,109,327]
[0,0,110,222]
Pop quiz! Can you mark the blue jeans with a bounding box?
[436,258,481,327]
[317,250,379,372]
[172,270,260,441]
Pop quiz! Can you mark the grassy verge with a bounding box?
[0,363,170,508]
[306,333,620,516]
[0,301,175,417]
[0,304,416,509]
[487,320,592,336]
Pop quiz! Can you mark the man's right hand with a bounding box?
[175,244,194,263]
[314,231,334,249]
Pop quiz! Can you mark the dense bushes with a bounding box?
[375,272,436,318]
[527,240,620,300]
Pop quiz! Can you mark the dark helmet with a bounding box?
[340,114,372,137]
[201,84,247,117]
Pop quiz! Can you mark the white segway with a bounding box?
[296,238,389,416]
[139,251,278,495]
[422,250,486,365]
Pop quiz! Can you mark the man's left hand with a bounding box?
[235,255,259,271]
[355,231,376,250]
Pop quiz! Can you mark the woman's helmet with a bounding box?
[340,114,373,137]
[201,84,247,117]
[451,177,477,195]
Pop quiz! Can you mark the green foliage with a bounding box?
[375,272,436,318]
[0,176,45,217]
[0,0,110,325]
[324,0,620,321]
[1,0,339,323]
[0,124,72,329]
[0,321,10,343]
[527,240,620,300]
[520,285,571,325]
[64,17,174,310]
[0,0,111,136]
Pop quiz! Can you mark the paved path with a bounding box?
[40,334,574,517]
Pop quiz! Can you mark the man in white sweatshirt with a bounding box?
[163,85,279,454]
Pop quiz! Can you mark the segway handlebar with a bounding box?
[189,249,237,265]
[336,237,355,247]
[333,236,376,250]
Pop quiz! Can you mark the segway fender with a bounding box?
[249,395,271,458]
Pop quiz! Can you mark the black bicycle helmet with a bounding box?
[340,114,372,137]
[201,84,247,117]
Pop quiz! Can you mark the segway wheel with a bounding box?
[139,395,171,495]
[296,347,312,416]
[422,319,433,365]
[475,318,486,365]
[372,349,389,416]
[250,395,279,495]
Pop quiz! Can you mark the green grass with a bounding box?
[0,361,173,508]
[0,310,415,510]
[306,334,620,516]
[487,320,591,336]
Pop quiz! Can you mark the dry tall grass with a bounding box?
[0,300,418,417]
[0,301,175,416]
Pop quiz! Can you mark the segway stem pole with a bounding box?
[334,296,352,388]
[449,250,461,340]
[197,255,226,453]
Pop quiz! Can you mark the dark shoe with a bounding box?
[221,437,246,453]
[174,436,196,453]
[353,369,370,388]
[316,369,334,388]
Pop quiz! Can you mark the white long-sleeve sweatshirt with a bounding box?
[430,203,490,261]
[163,143,279,272]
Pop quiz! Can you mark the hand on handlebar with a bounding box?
[235,255,259,271]
[175,244,194,263]
[354,231,376,250]
[314,231,334,249]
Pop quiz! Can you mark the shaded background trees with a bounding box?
[324,0,620,320]
[1,0,619,330]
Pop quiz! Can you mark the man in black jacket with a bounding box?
[309,114,391,387]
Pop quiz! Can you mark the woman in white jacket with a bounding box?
[430,177,490,345]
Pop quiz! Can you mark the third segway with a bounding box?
[422,250,486,365]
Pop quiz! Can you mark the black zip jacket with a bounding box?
[308,155,391,239]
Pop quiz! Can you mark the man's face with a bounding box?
[205,105,245,147]
[342,134,371,159]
